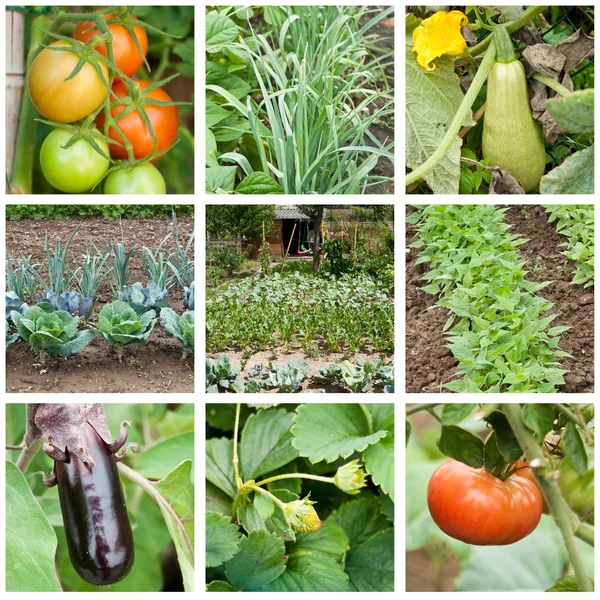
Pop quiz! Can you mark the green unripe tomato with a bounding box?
[40,128,109,193]
[104,164,167,194]
[558,457,594,524]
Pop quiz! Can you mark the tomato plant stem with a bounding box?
[553,403,594,445]
[502,404,593,591]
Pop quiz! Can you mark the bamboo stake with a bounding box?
[6,10,25,181]
[353,223,358,269]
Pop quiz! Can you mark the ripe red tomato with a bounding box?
[29,41,108,123]
[427,459,543,545]
[96,80,179,160]
[74,12,148,78]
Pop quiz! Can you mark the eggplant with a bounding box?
[46,422,134,586]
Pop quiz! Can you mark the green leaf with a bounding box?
[292,404,387,464]
[133,432,193,479]
[206,13,238,49]
[235,171,284,194]
[240,407,299,479]
[546,89,594,133]
[259,553,349,591]
[345,528,394,591]
[327,497,390,548]
[6,461,61,591]
[540,145,594,195]
[206,511,241,568]
[440,404,476,425]
[206,166,237,194]
[363,432,394,500]
[437,425,484,467]
[522,404,556,440]
[224,530,286,590]
[205,437,237,498]
[563,421,587,475]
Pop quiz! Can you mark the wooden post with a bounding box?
[6,11,25,180]
[281,222,296,274]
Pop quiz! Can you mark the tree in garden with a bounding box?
[296,205,325,273]
[206,205,277,240]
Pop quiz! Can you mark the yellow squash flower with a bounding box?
[412,11,468,71]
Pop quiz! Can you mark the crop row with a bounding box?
[206,272,394,356]
[206,354,394,393]
[6,216,195,362]
[7,301,194,364]
[544,205,594,287]
[408,205,571,393]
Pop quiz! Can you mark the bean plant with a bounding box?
[409,205,572,393]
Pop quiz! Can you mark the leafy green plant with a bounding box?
[160,308,194,356]
[206,403,394,591]
[206,6,394,194]
[205,355,395,394]
[107,239,138,296]
[11,305,94,363]
[184,281,195,310]
[409,205,571,392]
[6,253,39,301]
[5,292,28,323]
[36,289,94,317]
[206,354,243,393]
[544,205,594,287]
[117,282,169,315]
[206,272,393,357]
[264,360,312,392]
[90,300,157,361]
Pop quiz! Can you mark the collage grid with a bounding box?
[1,1,597,595]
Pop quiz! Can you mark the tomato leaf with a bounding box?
[437,425,484,468]
[562,421,587,476]
[483,431,505,476]
[440,404,477,425]
[522,404,556,440]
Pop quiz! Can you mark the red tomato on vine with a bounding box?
[96,80,179,160]
[74,12,148,78]
[427,459,543,545]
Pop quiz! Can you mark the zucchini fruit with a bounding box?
[482,27,546,192]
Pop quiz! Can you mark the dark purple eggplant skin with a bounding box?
[55,422,134,586]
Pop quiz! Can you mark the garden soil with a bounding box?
[6,216,195,393]
[405,205,594,394]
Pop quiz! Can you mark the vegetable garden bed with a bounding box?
[406,204,593,393]
[6,213,194,393]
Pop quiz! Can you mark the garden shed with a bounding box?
[266,206,315,257]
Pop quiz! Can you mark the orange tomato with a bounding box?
[74,12,148,78]
[29,41,108,123]
[96,80,179,160]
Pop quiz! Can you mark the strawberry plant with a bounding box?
[206,403,394,591]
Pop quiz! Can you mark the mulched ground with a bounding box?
[405,205,594,394]
[6,216,195,393]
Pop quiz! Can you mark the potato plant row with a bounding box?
[408,205,572,393]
